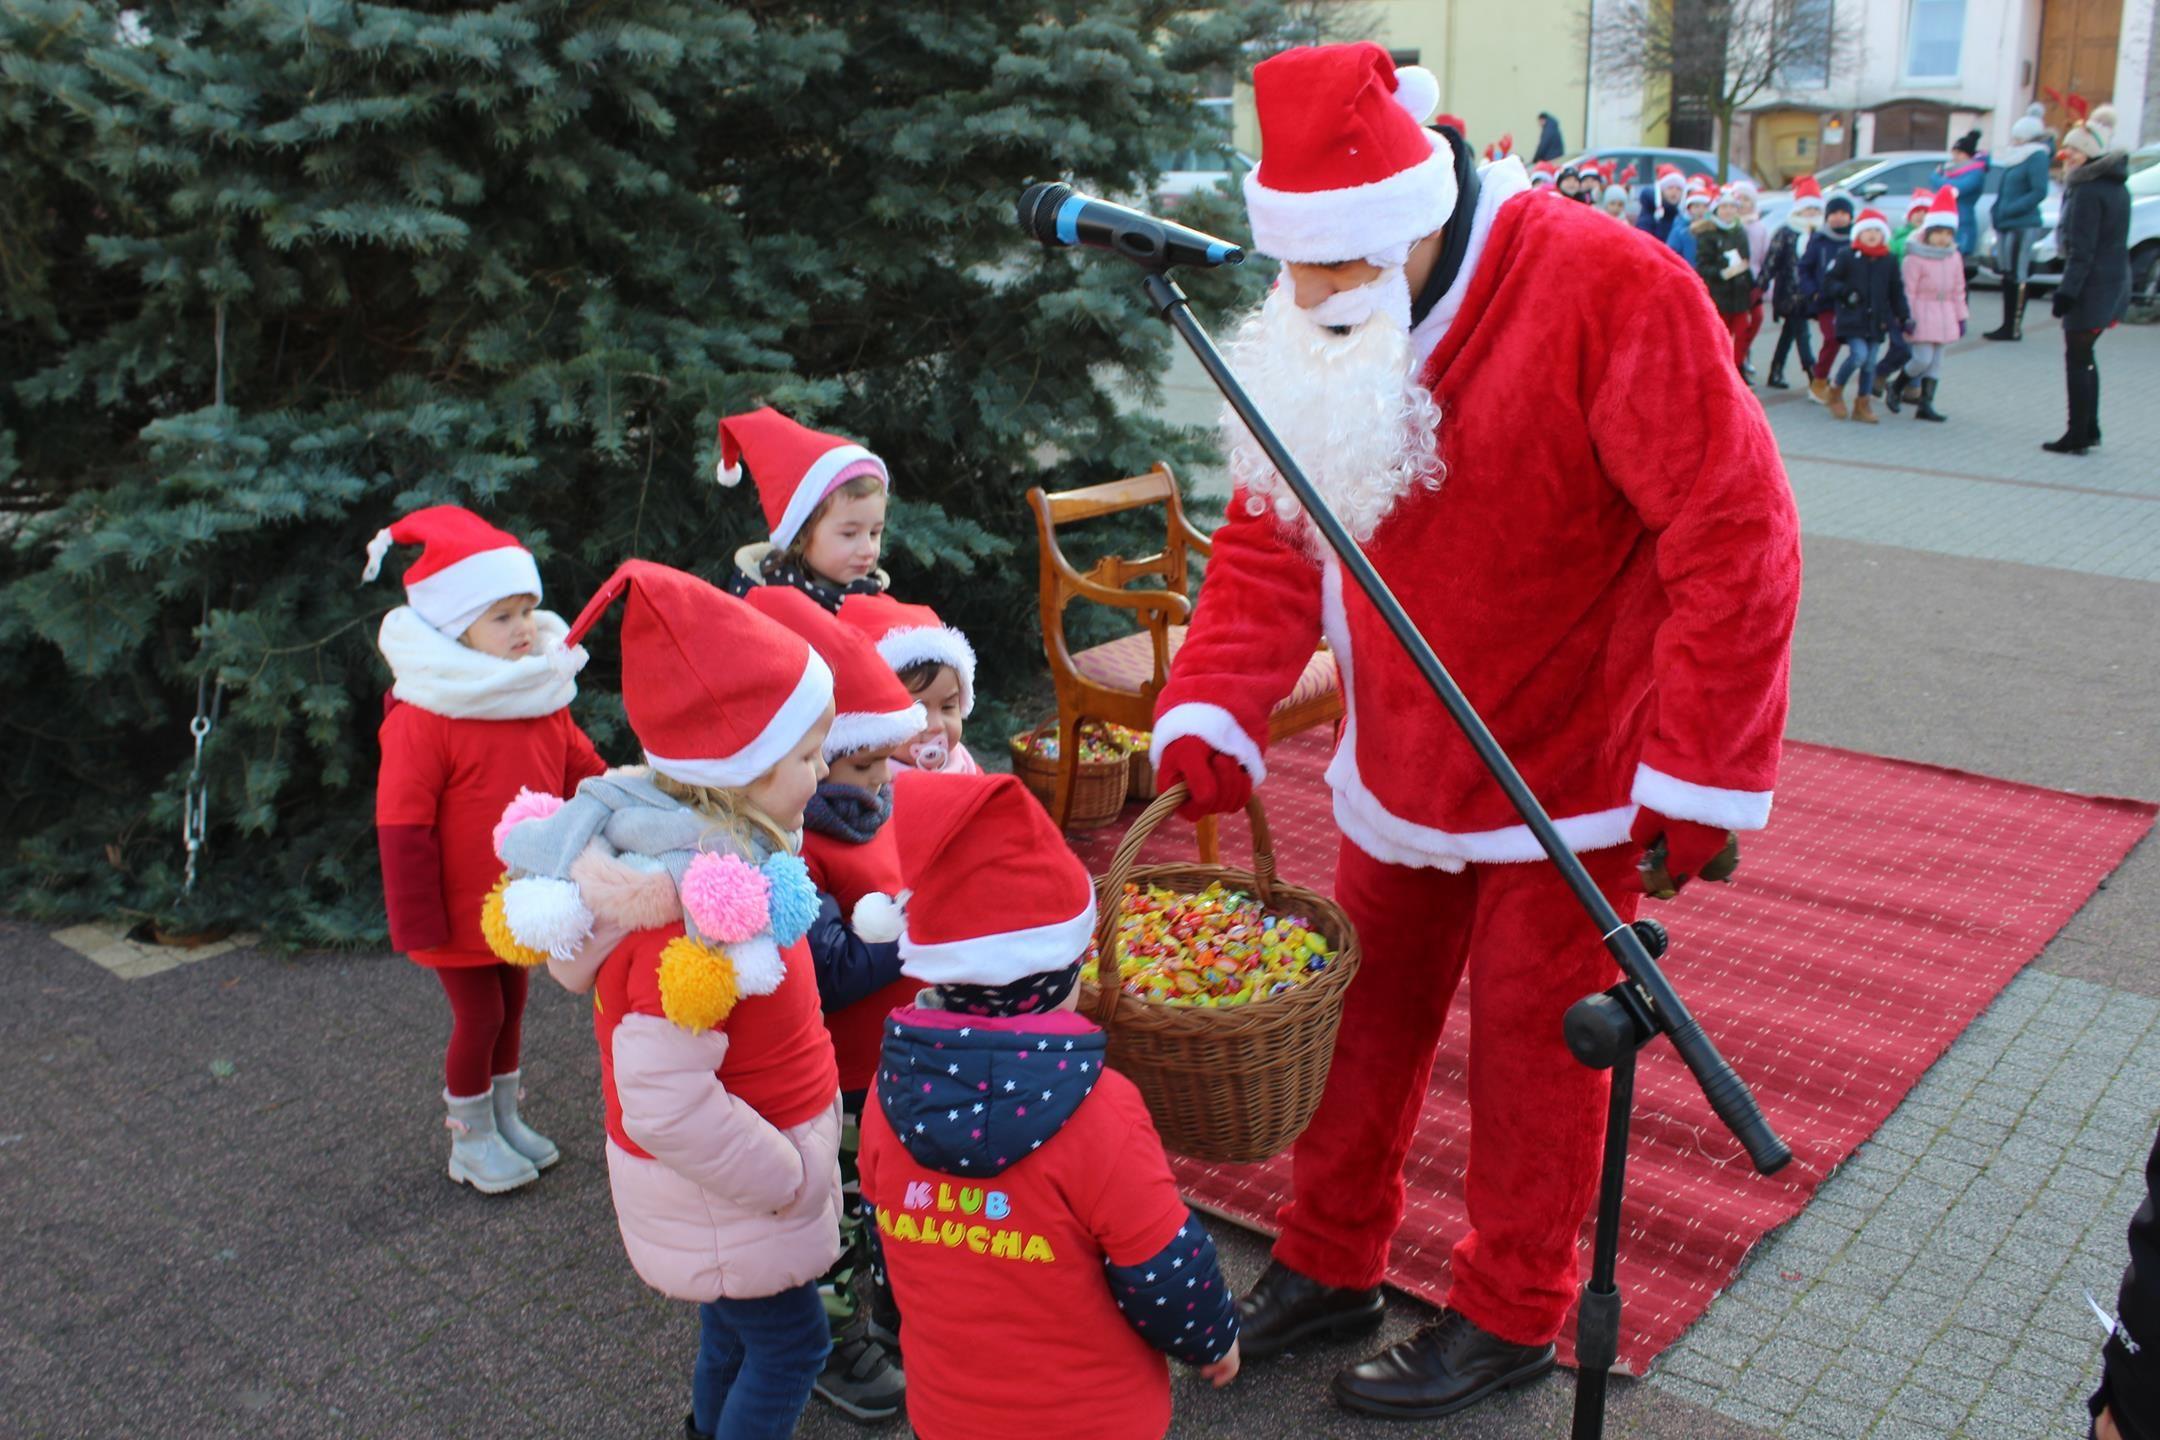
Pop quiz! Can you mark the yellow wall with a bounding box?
[1231,0,1592,160]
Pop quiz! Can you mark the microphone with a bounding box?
[1016,183,1244,270]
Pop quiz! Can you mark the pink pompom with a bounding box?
[492,788,565,862]
[681,852,770,944]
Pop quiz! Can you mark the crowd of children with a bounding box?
[367,407,1240,1439]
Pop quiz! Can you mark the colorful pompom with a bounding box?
[480,875,550,967]
[761,851,818,947]
[657,935,741,1031]
[680,851,771,944]
[500,874,593,962]
[851,891,906,945]
[729,935,787,997]
[492,787,565,862]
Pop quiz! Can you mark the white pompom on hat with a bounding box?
[360,505,543,638]
[715,406,889,551]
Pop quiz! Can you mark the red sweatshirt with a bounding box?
[802,825,916,1092]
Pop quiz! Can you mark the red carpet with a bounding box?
[1068,730,2155,1372]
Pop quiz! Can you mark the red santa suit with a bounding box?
[1152,56,1801,1346]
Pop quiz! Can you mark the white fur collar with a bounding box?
[1991,141,2047,168]
[378,606,586,720]
[1410,153,1534,369]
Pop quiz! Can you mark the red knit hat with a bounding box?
[1922,185,1960,233]
[360,505,542,636]
[837,593,977,718]
[714,406,889,551]
[889,772,1096,987]
[1241,43,1454,263]
[744,586,926,760]
[566,560,832,788]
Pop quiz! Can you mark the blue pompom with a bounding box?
[762,851,819,947]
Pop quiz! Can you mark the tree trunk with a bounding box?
[1715,103,1734,182]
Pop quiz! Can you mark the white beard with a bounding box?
[1221,273,1443,546]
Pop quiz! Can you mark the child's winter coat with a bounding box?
[1825,246,1912,344]
[375,608,605,962]
[1666,211,1705,266]
[860,1005,1238,1440]
[1795,226,1852,317]
[1900,241,1969,345]
[1692,218,1756,315]
[801,784,913,1095]
[1762,224,1806,319]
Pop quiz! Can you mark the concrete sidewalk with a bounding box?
[1,327,2153,1440]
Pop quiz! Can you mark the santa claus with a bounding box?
[1150,43,1801,1418]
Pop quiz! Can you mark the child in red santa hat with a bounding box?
[365,505,607,1196]
[837,594,981,776]
[492,561,844,1440]
[718,406,893,613]
[743,585,926,1422]
[858,771,1242,1440]
[1822,207,1912,423]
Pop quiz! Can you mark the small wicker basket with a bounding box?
[1010,719,1130,830]
[1082,783,1362,1163]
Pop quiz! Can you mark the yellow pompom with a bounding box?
[481,876,551,967]
[658,935,741,1032]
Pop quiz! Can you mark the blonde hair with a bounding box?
[650,771,796,856]
[781,472,886,567]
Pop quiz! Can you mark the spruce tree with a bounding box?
[0,0,1271,943]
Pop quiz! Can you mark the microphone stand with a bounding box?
[1131,265,1793,1440]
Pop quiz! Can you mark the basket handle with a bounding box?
[1087,782,1277,1025]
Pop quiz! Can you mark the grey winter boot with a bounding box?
[445,1089,539,1194]
[490,1071,560,1170]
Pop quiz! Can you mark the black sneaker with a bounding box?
[814,1320,906,1422]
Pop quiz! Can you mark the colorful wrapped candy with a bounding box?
[1083,880,1336,1009]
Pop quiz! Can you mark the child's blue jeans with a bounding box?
[691,1281,831,1440]
[1833,337,1880,394]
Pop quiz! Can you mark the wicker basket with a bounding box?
[1081,783,1362,1163]
[1124,729,1158,803]
[1010,719,1131,831]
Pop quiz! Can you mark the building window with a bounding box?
[1904,0,1964,82]
[1778,0,1834,89]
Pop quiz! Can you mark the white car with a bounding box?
[2021,145,2160,318]
[1150,144,1255,213]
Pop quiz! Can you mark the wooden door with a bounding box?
[2037,0,2120,127]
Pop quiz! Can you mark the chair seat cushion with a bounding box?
[1072,629,1338,717]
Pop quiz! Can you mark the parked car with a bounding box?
[1753,151,1959,234]
[1150,144,1255,211]
[2020,144,2160,319]
[1571,146,1757,193]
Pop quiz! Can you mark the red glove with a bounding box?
[1156,736,1253,822]
[1630,807,1737,897]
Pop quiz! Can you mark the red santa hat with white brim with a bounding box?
[888,771,1096,988]
[1788,175,1825,213]
[1682,177,1713,210]
[361,505,544,637]
[1655,164,1686,196]
[715,406,890,551]
[565,560,832,789]
[1850,208,1892,243]
[837,593,977,718]
[1921,184,1960,234]
[744,586,926,761]
[1239,42,1456,264]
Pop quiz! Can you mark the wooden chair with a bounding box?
[1026,463,1342,861]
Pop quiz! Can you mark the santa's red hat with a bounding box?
[714,406,889,551]
[566,560,832,788]
[1849,207,1892,243]
[361,505,543,637]
[744,586,926,760]
[837,594,977,718]
[1921,184,1961,234]
[888,772,1095,987]
[1240,43,1455,263]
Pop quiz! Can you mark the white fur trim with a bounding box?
[900,896,1097,988]
[771,444,887,550]
[1923,208,1959,232]
[873,626,977,717]
[1147,702,1267,788]
[1392,66,1441,126]
[361,527,395,582]
[1318,561,1635,870]
[851,891,906,945]
[501,875,595,962]
[645,651,833,789]
[1850,215,1891,243]
[825,702,927,760]
[403,545,543,635]
[380,607,585,720]
[1409,151,1532,369]
[728,934,787,997]
[1631,763,1772,832]
[1244,133,1459,263]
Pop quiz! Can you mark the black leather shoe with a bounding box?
[1330,1308,1557,1419]
[1235,1259,1385,1361]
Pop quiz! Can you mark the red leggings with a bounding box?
[1273,841,1636,1346]
[1724,304,1764,367]
[435,964,529,1097]
[1811,314,1842,381]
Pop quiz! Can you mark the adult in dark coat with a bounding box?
[1532,110,1564,163]
[2044,116,2131,456]
[2089,1124,2157,1440]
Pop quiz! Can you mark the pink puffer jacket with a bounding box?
[1901,248,1968,345]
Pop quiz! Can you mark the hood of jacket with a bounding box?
[875,1006,1107,1177]
[2067,150,2131,187]
[1990,141,2048,169]
[378,607,585,720]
